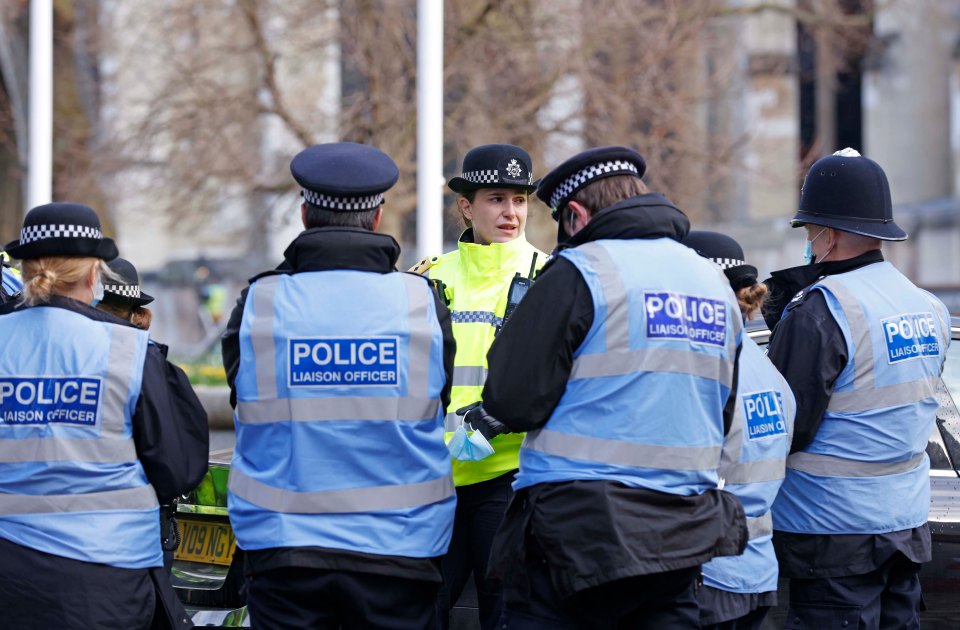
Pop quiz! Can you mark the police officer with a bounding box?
[765,150,950,629]
[0,202,209,630]
[0,250,22,302]
[683,231,796,630]
[410,143,546,630]
[95,256,187,569]
[97,257,156,330]
[470,147,747,628]
[221,142,457,629]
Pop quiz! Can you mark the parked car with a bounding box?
[173,319,960,629]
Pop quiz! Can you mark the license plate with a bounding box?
[174,518,237,566]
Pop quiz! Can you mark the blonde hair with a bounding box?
[22,257,100,306]
[736,282,769,320]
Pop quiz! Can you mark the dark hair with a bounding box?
[569,175,649,215]
[303,202,379,230]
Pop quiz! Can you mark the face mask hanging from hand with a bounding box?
[446,423,495,461]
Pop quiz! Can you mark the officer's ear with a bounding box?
[372,207,383,232]
[566,201,592,236]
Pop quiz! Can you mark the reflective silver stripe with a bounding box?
[571,348,733,387]
[0,437,136,463]
[238,275,440,425]
[229,467,454,514]
[787,451,925,477]
[747,513,773,539]
[827,376,940,413]
[452,366,487,388]
[0,484,158,515]
[721,458,786,485]
[523,428,721,471]
[720,403,745,472]
[237,396,440,424]
[817,279,874,391]
[729,295,743,363]
[444,411,461,433]
[400,274,431,398]
[577,243,630,350]
[450,311,502,327]
[252,276,281,401]
[102,324,144,438]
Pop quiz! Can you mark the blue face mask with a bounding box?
[803,229,827,265]
[446,424,495,461]
[91,277,104,307]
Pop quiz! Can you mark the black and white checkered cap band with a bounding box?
[104,284,141,298]
[302,189,384,211]
[20,224,102,244]
[549,160,640,209]
[461,169,534,185]
[710,257,746,270]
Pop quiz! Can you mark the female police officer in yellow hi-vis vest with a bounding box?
[411,144,546,630]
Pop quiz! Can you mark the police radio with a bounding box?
[496,253,538,336]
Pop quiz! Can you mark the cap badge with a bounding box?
[506,159,523,179]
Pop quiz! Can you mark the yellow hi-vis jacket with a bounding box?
[411,230,546,486]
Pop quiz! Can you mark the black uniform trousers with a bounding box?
[499,537,700,630]
[700,607,771,630]
[246,566,439,630]
[784,552,923,630]
[437,470,515,630]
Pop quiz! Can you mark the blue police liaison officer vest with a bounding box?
[0,307,160,569]
[228,270,456,558]
[515,239,743,495]
[701,336,795,595]
[773,261,950,535]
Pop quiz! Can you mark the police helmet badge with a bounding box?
[506,158,523,179]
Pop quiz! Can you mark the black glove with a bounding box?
[456,402,509,441]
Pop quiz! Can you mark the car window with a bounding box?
[930,334,960,471]
[940,334,960,403]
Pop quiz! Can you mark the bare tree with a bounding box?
[0,0,881,254]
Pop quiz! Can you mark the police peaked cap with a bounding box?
[102,257,154,307]
[682,230,758,291]
[292,142,399,212]
[536,146,647,219]
[792,149,906,241]
[4,202,118,261]
[447,144,536,194]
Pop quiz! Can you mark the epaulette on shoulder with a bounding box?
[408,255,441,275]
[784,286,817,313]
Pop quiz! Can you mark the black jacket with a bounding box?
[221,227,456,581]
[764,252,931,577]
[483,195,747,598]
[0,295,209,629]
